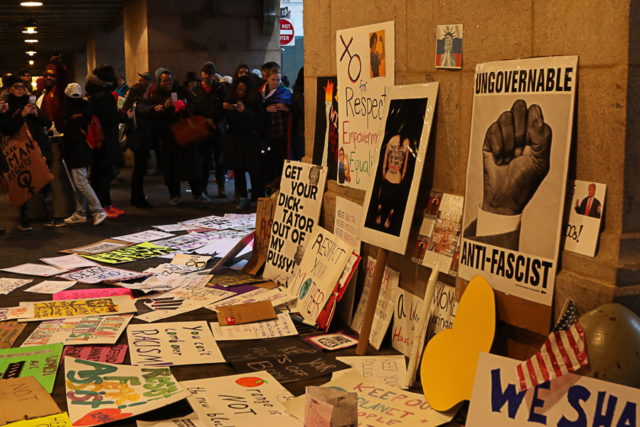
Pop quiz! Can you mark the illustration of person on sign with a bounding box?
[575,183,601,218]
[369,31,386,78]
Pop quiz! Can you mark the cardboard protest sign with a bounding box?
[59,239,133,255]
[8,413,72,427]
[332,355,406,390]
[1,264,64,277]
[0,307,29,322]
[351,256,399,350]
[54,288,133,300]
[313,77,339,178]
[305,387,357,427]
[0,123,54,208]
[563,180,606,257]
[435,24,463,69]
[209,268,267,287]
[0,321,26,349]
[217,301,276,326]
[207,287,294,311]
[40,254,98,271]
[0,343,63,392]
[183,371,300,427]
[336,22,395,190]
[58,266,150,284]
[25,280,77,294]
[283,370,455,426]
[304,332,358,351]
[143,264,200,276]
[264,161,327,287]
[0,278,32,294]
[316,252,360,331]
[210,313,297,340]
[287,226,352,325]
[0,377,61,425]
[127,321,225,366]
[361,83,439,254]
[21,314,132,347]
[171,254,210,269]
[65,357,189,427]
[111,230,175,244]
[62,345,127,365]
[153,224,199,232]
[459,56,578,333]
[80,242,175,264]
[468,352,640,427]
[19,296,137,322]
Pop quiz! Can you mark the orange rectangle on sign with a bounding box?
[217,301,277,326]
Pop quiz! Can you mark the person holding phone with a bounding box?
[36,55,69,133]
[261,66,292,184]
[0,75,59,230]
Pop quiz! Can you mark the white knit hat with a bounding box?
[64,82,83,98]
[220,76,233,84]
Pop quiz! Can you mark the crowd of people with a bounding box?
[0,57,305,235]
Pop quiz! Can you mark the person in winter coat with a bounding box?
[0,75,60,230]
[261,67,292,184]
[36,55,69,133]
[122,83,164,208]
[290,67,305,161]
[0,99,9,235]
[85,64,134,218]
[223,75,267,210]
[150,69,207,205]
[60,83,108,226]
[115,76,129,98]
[192,61,227,198]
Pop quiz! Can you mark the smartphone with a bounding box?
[3,93,9,102]
[171,92,178,102]
[29,95,36,104]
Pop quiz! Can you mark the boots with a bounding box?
[43,191,64,227]
[18,202,32,231]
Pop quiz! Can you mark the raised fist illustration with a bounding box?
[482,99,552,216]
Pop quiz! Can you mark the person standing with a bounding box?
[290,67,305,161]
[192,62,227,198]
[150,69,207,205]
[36,55,69,134]
[223,75,266,210]
[0,98,10,235]
[18,70,32,95]
[183,71,200,90]
[61,83,108,226]
[261,67,291,183]
[115,76,129,98]
[85,64,133,218]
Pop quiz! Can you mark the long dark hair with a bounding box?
[122,83,148,111]
[293,67,304,93]
[226,75,258,105]
[233,64,249,80]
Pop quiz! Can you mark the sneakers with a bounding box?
[197,194,211,203]
[18,219,32,231]
[65,212,87,224]
[111,205,125,215]
[236,198,250,210]
[169,197,181,206]
[217,188,228,198]
[45,219,66,228]
[104,206,119,218]
[92,211,108,226]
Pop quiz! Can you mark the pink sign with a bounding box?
[61,344,127,365]
[53,287,133,300]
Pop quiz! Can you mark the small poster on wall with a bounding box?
[313,77,339,178]
[435,25,463,69]
[563,180,606,257]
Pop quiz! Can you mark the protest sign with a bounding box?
[21,314,132,347]
[19,296,137,322]
[0,343,63,392]
[0,307,29,322]
[210,313,297,340]
[179,215,239,230]
[81,242,176,264]
[65,357,189,427]
[153,234,220,252]
[287,226,352,325]
[467,352,640,427]
[143,263,200,276]
[40,254,98,271]
[1,264,64,277]
[7,413,72,427]
[217,301,276,326]
[332,355,406,390]
[0,123,54,208]
[111,230,175,244]
[183,371,299,427]
[313,77,339,178]
[153,224,199,232]
[61,345,127,365]
[361,83,439,254]
[316,252,360,331]
[58,266,150,284]
[563,180,606,257]
[208,268,266,287]
[283,370,455,426]
[351,256,399,349]
[0,321,26,349]
[0,278,32,294]
[304,332,358,351]
[435,24,463,69]
[243,198,277,275]
[59,239,133,255]
[305,387,357,427]
[54,287,133,300]
[207,287,294,310]
[336,22,395,190]
[0,377,61,425]
[264,161,327,287]
[127,321,225,366]
[459,56,578,333]
[171,254,210,269]
[25,280,77,294]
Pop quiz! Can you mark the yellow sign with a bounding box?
[7,413,72,427]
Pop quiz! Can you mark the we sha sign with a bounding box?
[467,353,638,427]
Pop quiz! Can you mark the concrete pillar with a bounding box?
[86,26,126,80]
[124,0,149,85]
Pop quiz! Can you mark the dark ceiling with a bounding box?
[0,0,123,75]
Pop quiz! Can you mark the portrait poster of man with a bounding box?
[459,56,578,318]
[563,180,606,257]
[369,30,386,78]
[361,83,439,254]
[435,24,463,69]
[312,77,339,179]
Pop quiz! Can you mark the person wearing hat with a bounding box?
[61,83,108,226]
[192,61,227,198]
[183,71,200,90]
[0,75,60,230]
[36,55,69,133]
[85,64,134,218]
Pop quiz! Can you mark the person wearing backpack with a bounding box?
[60,83,108,226]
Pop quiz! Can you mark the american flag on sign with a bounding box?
[516,300,588,391]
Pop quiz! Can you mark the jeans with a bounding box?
[91,164,112,207]
[234,169,264,200]
[132,150,150,201]
[71,167,102,215]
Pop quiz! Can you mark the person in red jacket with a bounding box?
[36,55,69,134]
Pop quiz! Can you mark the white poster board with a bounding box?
[21,314,133,346]
[334,197,363,324]
[563,180,606,257]
[332,355,406,389]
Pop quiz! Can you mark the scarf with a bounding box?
[262,83,292,105]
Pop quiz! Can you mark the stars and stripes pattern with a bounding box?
[516,300,588,391]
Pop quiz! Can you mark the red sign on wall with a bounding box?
[280,18,295,46]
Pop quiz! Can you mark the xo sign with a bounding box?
[340,35,361,83]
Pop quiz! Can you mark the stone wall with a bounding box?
[124,0,149,85]
[87,25,126,81]
[303,0,640,332]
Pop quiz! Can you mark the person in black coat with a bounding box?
[290,67,305,161]
[150,69,206,205]
[85,64,134,217]
[0,99,9,235]
[191,61,227,198]
[0,75,59,230]
[223,75,267,210]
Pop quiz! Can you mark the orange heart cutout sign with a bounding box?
[420,275,495,411]
[73,408,133,426]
